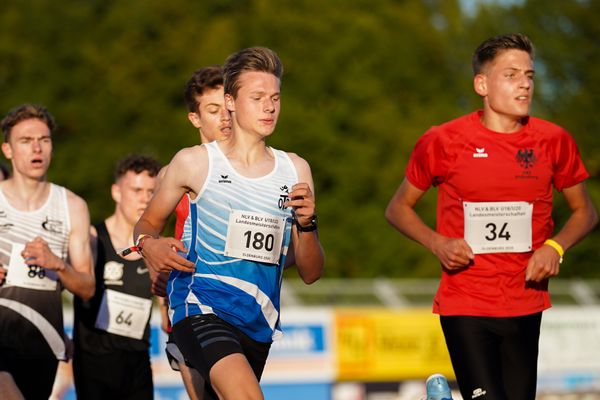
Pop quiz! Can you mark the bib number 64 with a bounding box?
[116,310,133,326]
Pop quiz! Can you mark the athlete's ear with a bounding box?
[225,93,235,113]
[111,183,121,204]
[474,74,487,97]
[1,142,12,160]
[188,112,201,129]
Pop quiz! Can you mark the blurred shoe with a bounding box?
[426,373,453,400]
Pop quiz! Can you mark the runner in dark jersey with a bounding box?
[73,154,160,400]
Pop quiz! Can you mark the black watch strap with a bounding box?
[295,214,318,232]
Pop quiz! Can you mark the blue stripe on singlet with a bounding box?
[184,202,200,318]
[186,203,198,262]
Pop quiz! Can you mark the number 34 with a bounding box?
[485,222,511,241]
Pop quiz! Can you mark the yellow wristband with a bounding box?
[544,239,564,262]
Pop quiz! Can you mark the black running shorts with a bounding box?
[172,314,271,391]
[440,313,542,400]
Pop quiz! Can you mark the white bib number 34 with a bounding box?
[224,210,287,264]
[463,201,533,254]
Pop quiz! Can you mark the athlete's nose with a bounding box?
[263,98,275,113]
[32,139,42,152]
[220,107,230,121]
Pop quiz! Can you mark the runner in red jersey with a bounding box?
[155,65,231,400]
[173,195,190,241]
[386,33,597,400]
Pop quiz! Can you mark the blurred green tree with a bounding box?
[1,0,597,279]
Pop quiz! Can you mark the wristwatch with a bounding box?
[295,214,318,232]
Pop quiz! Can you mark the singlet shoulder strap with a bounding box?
[94,221,115,255]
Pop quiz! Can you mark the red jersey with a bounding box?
[166,195,190,333]
[174,195,189,241]
[406,110,589,317]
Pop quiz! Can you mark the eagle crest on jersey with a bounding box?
[516,148,536,169]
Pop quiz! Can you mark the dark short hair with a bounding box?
[0,162,10,180]
[472,33,535,75]
[1,104,57,142]
[224,47,283,98]
[184,65,224,113]
[114,154,161,181]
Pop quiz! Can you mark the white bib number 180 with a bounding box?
[224,210,287,264]
[463,201,533,254]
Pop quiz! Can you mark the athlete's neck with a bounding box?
[105,213,136,249]
[218,136,275,178]
[0,177,51,212]
[480,110,528,134]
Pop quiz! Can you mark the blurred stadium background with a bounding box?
[58,278,600,399]
[3,0,600,398]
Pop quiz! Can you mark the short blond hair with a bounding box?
[224,47,283,98]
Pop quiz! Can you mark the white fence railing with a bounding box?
[282,278,600,307]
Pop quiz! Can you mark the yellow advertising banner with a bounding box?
[335,308,454,381]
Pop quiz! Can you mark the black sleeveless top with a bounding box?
[73,222,152,353]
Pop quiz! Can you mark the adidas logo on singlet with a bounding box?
[218,174,232,184]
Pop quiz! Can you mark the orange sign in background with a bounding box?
[335,308,454,381]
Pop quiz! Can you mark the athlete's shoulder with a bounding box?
[176,144,206,158]
[283,151,310,172]
[62,186,90,216]
[434,112,475,137]
[56,184,86,208]
[157,164,169,182]
[417,112,474,149]
[527,116,571,138]
[170,144,207,168]
[283,150,304,163]
[157,145,206,182]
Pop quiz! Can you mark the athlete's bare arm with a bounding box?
[385,178,474,270]
[23,192,95,300]
[134,146,207,274]
[144,163,171,295]
[284,154,324,284]
[525,182,598,282]
[153,164,169,193]
[0,371,24,400]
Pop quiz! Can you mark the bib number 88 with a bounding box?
[485,222,511,241]
[244,231,275,252]
[28,265,46,279]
